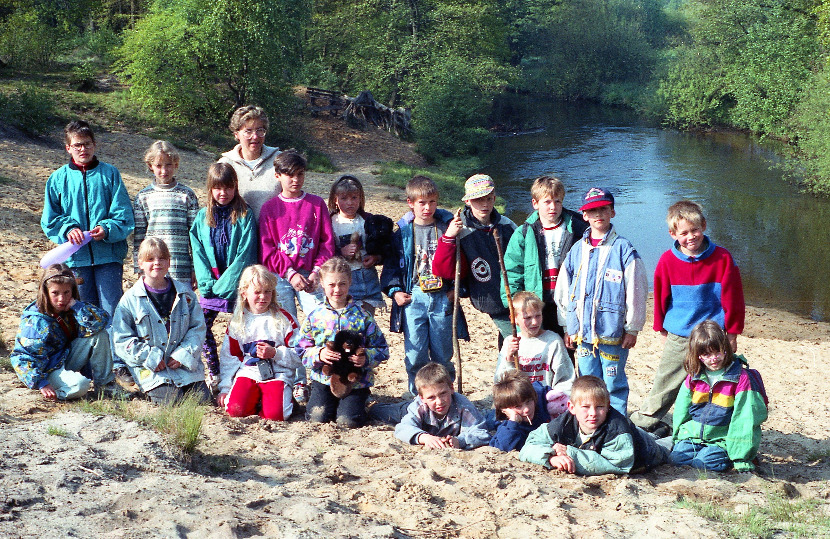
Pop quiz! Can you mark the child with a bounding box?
[554,187,648,415]
[190,163,258,390]
[327,175,394,315]
[296,257,389,427]
[10,264,126,400]
[670,320,767,472]
[519,375,668,475]
[489,371,556,452]
[630,200,745,438]
[432,174,517,346]
[217,265,302,420]
[133,140,200,285]
[393,363,490,449]
[112,238,211,405]
[502,175,588,336]
[494,291,574,394]
[41,120,135,384]
[218,105,282,220]
[380,175,468,395]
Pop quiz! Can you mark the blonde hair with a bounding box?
[513,291,544,315]
[229,105,269,133]
[667,200,706,233]
[493,370,536,421]
[318,257,353,282]
[570,376,610,406]
[37,264,79,315]
[137,237,171,263]
[328,175,366,216]
[229,265,281,338]
[530,175,565,202]
[685,320,734,377]
[144,140,180,170]
[415,363,453,394]
[405,175,439,201]
[205,162,248,227]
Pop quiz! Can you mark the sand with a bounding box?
[1,114,829,538]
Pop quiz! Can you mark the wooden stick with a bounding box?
[451,209,463,394]
[492,227,519,370]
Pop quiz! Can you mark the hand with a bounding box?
[340,244,358,258]
[659,329,668,342]
[349,348,366,368]
[319,347,340,365]
[217,393,228,408]
[256,342,276,360]
[621,333,637,349]
[306,271,320,292]
[446,289,455,303]
[289,272,309,292]
[446,436,461,449]
[505,335,520,357]
[445,211,463,238]
[564,334,575,348]
[191,271,198,291]
[419,433,449,449]
[155,360,168,372]
[504,408,529,424]
[40,384,57,400]
[167,358,181,370]
[394,291,412,307]
[552,443,569,456]
[549,455,576,474]
[362,254,381,268]
[66,228,85,245]
[89,225,106,241]
[728,333,738,352]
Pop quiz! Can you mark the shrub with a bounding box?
[0,85,55,136]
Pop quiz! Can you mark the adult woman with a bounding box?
[218,106,281,220]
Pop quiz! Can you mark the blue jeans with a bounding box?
[576,341,629,416]
[47,331,114,400]
[275,270,323,386]
[670,440,731,472]
[402,285,455,394]
[306,381,369,428]
[74,262,124,367]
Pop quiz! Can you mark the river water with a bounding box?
[483,101,830,321]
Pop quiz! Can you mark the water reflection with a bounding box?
[483,102,830,320]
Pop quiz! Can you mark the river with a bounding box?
[483,101,830,321]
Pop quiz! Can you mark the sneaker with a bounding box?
[114,366,138,391]
[293,382,309,405]
[96,381,133,400]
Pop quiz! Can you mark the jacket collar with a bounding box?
[671,235,716,262]
[691,355,743,383]
[68,156,100,172]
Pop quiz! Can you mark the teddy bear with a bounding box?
[322,330,365,398]
[545,390,569,419]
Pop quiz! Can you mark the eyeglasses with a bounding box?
[240,128,266,138]
[699,352,724,361]
[69,142,94,150]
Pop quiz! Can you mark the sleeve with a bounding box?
[296,314,325,371]
[132,192,147,273]
[167,293,207,372]
[493,338,514,382]
[360,312,390,370]
[186,189,199,245]
[502,228,526,308]
[312,201,336,270]
[623,250,649,335]
[652,254,671,333]
[394,400,427,444]
[41,171,80,243]
[671,377,694,442]
[211,211,259,299]
[546,335,575,395]
[456,398,490,449]
[725,373,768,471]
[218,331,242,394]
[112,300,165,372]
[489,421,529,452]
[273,311,302,372]
[432,235,468,280]
[10,317,53,389]
[566,432,635,475]
[518,423,557,467]
[553,255,573,331]
[189,216,217,298]
[259,204,294,278]
[72,302,110,336]
[380,229,406,298]
[721,252,746,336]
[98,170,135,243]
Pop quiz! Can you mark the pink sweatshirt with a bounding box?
[259,192,335,279]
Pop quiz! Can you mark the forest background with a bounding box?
[2,0,830,193]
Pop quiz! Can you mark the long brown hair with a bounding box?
[685,320,734,376]
[37,264,79,315]
[205,162,248,227]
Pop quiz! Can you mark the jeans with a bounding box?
[146,381,213,406]
[275,269,321,386]
[368,401,410,425]
[575,341,629,416]
[670,440,731,472]
[74,262,124,367]
[47,331,114,400]
[306,380,369,428]
[402,285,455,395]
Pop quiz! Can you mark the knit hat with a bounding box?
[580,187,615,211]
[462,174,495,201]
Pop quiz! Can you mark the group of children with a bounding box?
[10,112,768,477]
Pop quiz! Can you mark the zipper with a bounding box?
[81,167,95,264]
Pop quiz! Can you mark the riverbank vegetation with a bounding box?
[1,0,830,191]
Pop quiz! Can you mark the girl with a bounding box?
[112,238,211,405]
[217,265,301,420]
[671,320,768,472]
[296,257,390,427]
[327,175,394,315]
[190,162,258,391]
[133,140,200,285]
[11,264,124,400]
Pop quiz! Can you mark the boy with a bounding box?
[393,363,490,449]
[432,174,517,346]
[630,200,744,437]
[259,150,335,403]
[554,187,648,415]
[502,176,588,337]
[41,120,135,385]
[519,376,668,475]
[380,176,467,395]
[494,291,573,396]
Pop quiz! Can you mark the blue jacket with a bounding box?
[11,301,109,389]
[380,209,468,337]
[41,158,135,267]
[112,279,207,392]
[554,226,648,345]
[489,382,552,452]
[395,392,491,449]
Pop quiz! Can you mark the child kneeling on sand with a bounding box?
[520,375,668,475]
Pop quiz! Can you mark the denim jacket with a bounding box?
[113,278,206,392]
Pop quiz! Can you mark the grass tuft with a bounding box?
[47,425,69,437]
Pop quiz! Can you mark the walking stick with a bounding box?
[492,227,519,370]
[451,209,464,394]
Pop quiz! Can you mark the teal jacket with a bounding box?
[41,158,134,267]
[189,206,258,302]
[501,209,586,308]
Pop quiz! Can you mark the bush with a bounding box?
[0,9,63,68]
[0,85,55,136]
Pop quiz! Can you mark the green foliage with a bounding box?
[788,67,830,194]
[0,84,55,136]
[375,159,479,202]
[0,8,63,67]
[47,425,69,437]
[306,150,337,173]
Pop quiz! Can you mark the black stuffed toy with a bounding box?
[322,330,365,398]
